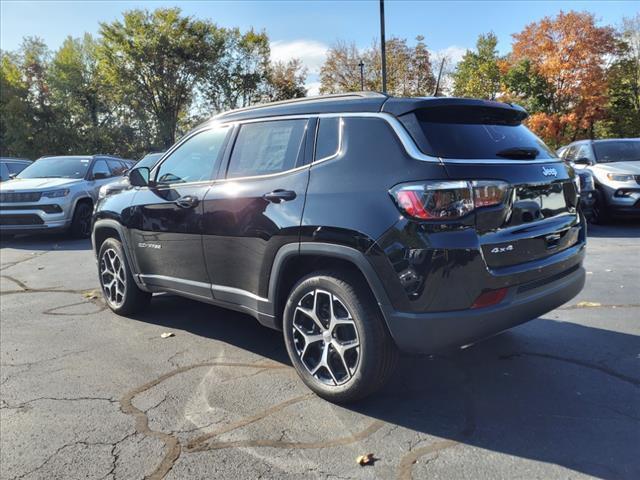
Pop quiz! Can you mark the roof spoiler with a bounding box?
[382,97,528,122]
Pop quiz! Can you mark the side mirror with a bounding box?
[573,157,593,166]
[8,173,17,179]
[129,167,150,187]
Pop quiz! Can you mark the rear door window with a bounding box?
[227,119,307,178]
[403,107,557,160]
[107,159,128,176]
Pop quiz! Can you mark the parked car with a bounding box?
[92,94,586,402]
[0,155,135,238]
[98,152,165,199]
[558,138,640,222]
[557,148,597,222]
[0,158,31,182]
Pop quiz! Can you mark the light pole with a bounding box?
[358,60,365,91]
[379,0,387,94]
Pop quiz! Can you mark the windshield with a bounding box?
[17,157,91,179]
[137,153,164,169]
[593,141,640,163]
[407,107,557,160]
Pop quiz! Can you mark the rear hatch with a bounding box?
[387,99,581,269]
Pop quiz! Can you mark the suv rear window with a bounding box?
[402,107,557,160]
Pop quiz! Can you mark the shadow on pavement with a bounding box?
[131,294,639,480]
[586,218,640,238]
[0,233,92,251]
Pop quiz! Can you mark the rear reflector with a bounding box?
[471,287,508,309]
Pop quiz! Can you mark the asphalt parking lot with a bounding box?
[1,223,639,480]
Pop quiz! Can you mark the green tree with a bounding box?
[98,8,225,148]
[503,58,552,113]
[0,52,31,157]
[0,37,68,158]
[49,34,121,154]
[598,14,640,138]
[453,33,501,99]
[205,28,271,111]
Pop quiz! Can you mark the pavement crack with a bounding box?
[118,360,287,480]
[500,351,640,387]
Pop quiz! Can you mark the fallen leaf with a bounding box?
[576,301,601,308]
[37,266,44,270]
[161,332,175,339]
[356,453,375,466]
[83,290,100,300]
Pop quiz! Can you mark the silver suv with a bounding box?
[0,155,134,238]
[559,139,640,221]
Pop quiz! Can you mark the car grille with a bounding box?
[0,214,44,226]
[0,204,62,213]
[0,191,42,203]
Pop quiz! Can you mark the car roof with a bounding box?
[210,93,527,124]
[591,138,640,143]
[36,155,133,162]
[0,157,31,163]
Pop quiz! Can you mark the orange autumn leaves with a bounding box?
[506,11,617,146]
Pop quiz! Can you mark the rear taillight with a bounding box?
[390,180,509,220]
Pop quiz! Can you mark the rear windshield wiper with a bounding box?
[496,147,539,160]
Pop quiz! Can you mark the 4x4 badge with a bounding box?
[542,166,558,177]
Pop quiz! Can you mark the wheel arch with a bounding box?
[92,219,150,292]
[269,243,393,331]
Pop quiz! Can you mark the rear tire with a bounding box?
[98,237,151,315]
[70,201,93,239]
[282,270,398,403]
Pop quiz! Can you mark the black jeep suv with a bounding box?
[92,93,586,402]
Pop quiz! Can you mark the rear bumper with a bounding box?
[383,262,585,354]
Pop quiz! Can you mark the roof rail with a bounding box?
[214,92,388,119]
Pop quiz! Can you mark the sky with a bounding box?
[1,0,637,94]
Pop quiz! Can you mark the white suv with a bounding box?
[0,155,134,238]
[559,139,640,222]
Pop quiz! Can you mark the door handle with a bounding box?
[175,195,199,209]
[263,189,296,203]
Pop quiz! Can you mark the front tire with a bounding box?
[283,270,398,403]
[590,189,609,224]
[98,237,151,315]
[70,201,93,239]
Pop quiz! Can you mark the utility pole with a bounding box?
[358,60,365,90]
[379,0,387,94]
[433,57,446,97]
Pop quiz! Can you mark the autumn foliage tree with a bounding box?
[506,11,617,146]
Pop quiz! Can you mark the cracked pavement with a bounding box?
[1,222,639,480]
